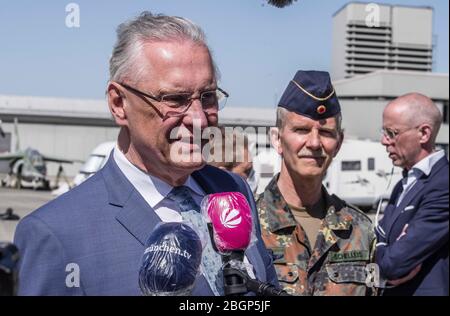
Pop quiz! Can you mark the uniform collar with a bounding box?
[263,174,353,233]
[262,174,297,233]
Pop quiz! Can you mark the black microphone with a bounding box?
[0,242,19,296]
[138,222,203,296]
[201,192,290,296]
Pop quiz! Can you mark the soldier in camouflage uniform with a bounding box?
[256,70,377,296]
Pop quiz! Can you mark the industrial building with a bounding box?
[332,2,434,80]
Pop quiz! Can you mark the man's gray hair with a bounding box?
[276,107,343,132]
[109,12,218,84]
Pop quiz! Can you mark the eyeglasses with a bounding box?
[118,82,228,119]
[381,126,420,141]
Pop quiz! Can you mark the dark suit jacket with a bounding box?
[14,155,278,295]
[376,156,449,296]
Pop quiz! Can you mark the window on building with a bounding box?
[368,158,375,171]
[341,161,361,171]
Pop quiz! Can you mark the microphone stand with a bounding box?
[206,223,291,297]
[222,251,291,297]
[0,242,19,296]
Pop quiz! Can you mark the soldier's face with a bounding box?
[278,112,343,179]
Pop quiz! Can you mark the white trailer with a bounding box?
[324,139,402,210]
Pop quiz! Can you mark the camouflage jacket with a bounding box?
[256,175,377,296]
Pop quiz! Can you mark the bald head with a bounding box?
[385,93,442,144]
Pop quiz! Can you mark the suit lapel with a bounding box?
[385,157,449,239]
[386,180,424,238]
[192,166,235,194]
[115,190,162,245]
[192,169,216,195]
[101,154,162,245]
[245,243,267,282]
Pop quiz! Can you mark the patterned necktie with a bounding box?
[167,186,223,296]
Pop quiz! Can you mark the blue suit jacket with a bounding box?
[376,156,449,296]
[14,156,278,295]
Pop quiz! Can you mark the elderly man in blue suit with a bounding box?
[14,12,278,295]
[376,93,449,296]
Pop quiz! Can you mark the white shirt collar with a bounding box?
[412,150,445,177]
[113,144,204,208]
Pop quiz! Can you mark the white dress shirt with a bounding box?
[396,150,446,206]
[113,145,205,222]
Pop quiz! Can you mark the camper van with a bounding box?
[324,139,402,210]
[253,139,402,211]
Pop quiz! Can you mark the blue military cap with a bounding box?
[278,70,341,120]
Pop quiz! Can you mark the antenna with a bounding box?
[0,119,5,138]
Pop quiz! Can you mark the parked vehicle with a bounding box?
[253,139,402,211]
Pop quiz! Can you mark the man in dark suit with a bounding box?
[14,12,277,295]
[376,93,449,296]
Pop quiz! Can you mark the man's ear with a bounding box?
[270,127,283,155]
[333,131,344,158]
[107,82,128,126]
[418,124,432,145]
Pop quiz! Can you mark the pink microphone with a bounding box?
[201,192,253,254]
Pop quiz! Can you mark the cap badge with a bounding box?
[317,105,327,115]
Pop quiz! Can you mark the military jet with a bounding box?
[0,118,75,190]
[0,120,5,138]
[0,147,74,190]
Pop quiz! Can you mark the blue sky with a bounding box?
[0,0,448,108]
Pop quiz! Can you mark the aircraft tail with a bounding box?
[14,118,20,152]
[0,119,5,138]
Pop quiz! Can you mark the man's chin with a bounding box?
[169,154,206,171]
[392,160,403,168]
[297,166,326,179]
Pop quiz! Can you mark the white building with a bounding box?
[0,95,118,177]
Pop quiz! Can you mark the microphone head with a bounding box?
[201,192,253,253]
[139,222,202,296]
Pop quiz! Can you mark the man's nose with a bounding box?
[305,130,321,150]
[183,99,208,128]
[381,133,390,146]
